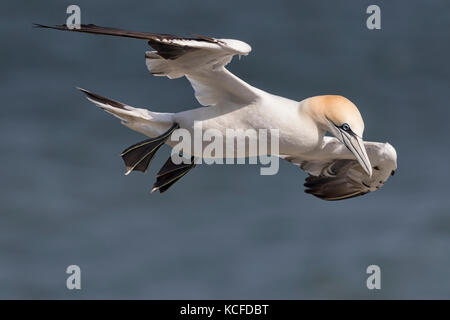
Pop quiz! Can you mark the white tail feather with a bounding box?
[78,88,174,138]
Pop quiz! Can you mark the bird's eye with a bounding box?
[341,123,350,131]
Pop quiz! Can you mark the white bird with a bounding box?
[37,24,397,200]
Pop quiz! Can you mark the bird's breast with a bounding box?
[277,112,323,156]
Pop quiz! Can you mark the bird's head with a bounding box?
[306,95,372,176]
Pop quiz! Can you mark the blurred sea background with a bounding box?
[1,0,450,299]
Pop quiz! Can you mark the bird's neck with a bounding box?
[299,98,329,133]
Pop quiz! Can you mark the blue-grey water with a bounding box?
[1,0,450,299]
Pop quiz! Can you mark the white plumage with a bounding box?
[38,23,397,199]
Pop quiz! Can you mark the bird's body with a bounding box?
[171,94,322,157]
[37,23,397,200]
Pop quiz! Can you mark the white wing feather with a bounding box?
[36,24,260,108]
[145,37,260,107]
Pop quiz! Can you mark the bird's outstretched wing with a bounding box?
[282,138,397,201]
[35,24,259,108]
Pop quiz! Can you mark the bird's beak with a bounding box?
[340,131,372,177]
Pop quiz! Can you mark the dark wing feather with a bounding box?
[282,141,397,201]
[34,23,215,60]
[302,160,371,200]
[33,23,215,42]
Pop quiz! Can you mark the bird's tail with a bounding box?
[78,88,174,138]
[78,88,179,175]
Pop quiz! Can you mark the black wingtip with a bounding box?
[76,87,126,109]
[33,23,65,29]
[76,87,89,94]
[76,87,93,98]
[32,23,51,28]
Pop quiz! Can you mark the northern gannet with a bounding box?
[36,24,397,200]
